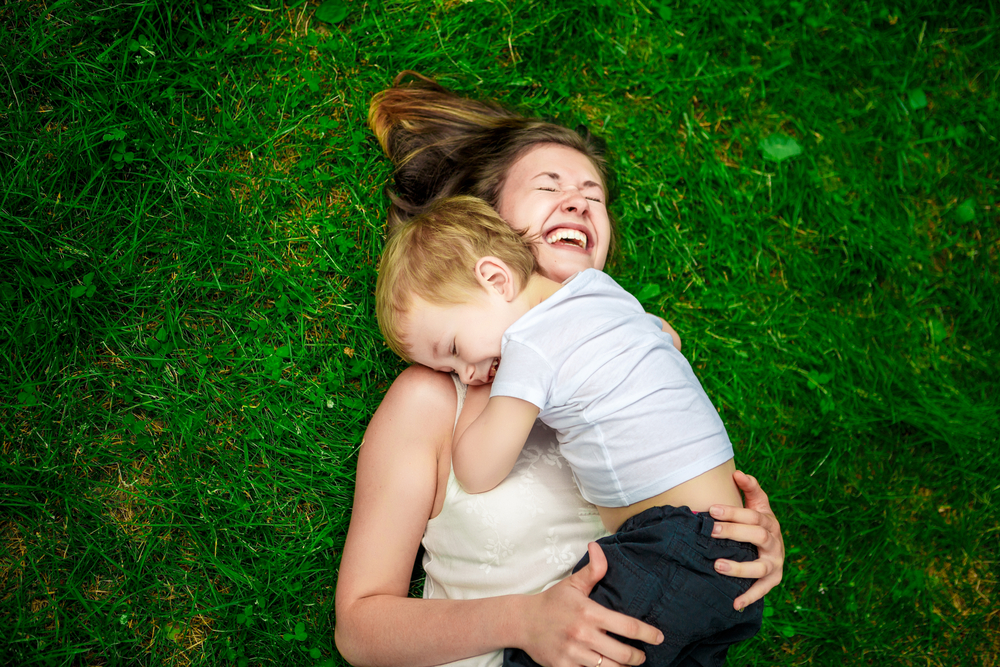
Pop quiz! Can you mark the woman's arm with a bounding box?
[334,365,662,667]
[335,365,505,666]
[708,470,785,610]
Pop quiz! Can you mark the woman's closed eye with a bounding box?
[538,185,602,203]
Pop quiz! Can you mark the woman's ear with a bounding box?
[474,257,517,301]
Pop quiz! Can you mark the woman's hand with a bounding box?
[515,543,663,667]
[708,470,784,610]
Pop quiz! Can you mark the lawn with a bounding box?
[1,0,997,665]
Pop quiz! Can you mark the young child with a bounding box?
[375,196,763,667]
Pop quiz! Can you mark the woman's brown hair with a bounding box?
[368,71,617,242]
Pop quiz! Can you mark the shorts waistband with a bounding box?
[617,504,758,558]
[619,504,710,535]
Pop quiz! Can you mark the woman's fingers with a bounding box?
[573,620,648,667]
[523,542,669,664]
[732,469,772,513]
[707,470,785,609]
[576,544,663,644]
[709,504,776,530]
[708,504,781,558]
[561,543,661,665]
[600,634,650,666]
[731,575,778,610]
[710,515,772,546]
[569,541,608,595]
[586,650,628,667]
[713,555,770,579]
[595,609,658,664]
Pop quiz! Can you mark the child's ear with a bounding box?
[474,257,516,301]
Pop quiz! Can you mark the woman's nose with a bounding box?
[462,364,477,385]
[560,190,588,214]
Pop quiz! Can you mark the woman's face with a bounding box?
[496,143,611,282]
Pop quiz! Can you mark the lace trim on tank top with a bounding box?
[450,373,467,431]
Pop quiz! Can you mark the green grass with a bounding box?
[1,0,997,665]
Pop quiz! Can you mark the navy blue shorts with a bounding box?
[504,505,763,667]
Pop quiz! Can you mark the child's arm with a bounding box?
[452,395,540,493]
[651,314,682,351]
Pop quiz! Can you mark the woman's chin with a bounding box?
[537,247,600,281]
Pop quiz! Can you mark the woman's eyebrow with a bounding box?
[532,172,603,189]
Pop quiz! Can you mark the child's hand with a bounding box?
[650,315,682,351]
[660,318,681,351]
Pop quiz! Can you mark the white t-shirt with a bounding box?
[490,269,734,508]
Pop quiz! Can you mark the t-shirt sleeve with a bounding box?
[489,339,553,410]
[644,312,666,331]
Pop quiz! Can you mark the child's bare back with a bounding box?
[598,459,741,533]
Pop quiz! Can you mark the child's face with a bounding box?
[404,289,523,386]
[497,143,611,282]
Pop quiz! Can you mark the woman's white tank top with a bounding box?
[421,375,607,666]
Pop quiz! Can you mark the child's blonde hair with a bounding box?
[375,196,536,361]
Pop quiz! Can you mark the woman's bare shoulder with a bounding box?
[366,365,458,450]
[378,364,457,413]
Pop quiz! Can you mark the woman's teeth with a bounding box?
[545,228,588,249]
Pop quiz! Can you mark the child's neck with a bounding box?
[512,272,565,314]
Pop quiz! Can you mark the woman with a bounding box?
[334,73,784,667]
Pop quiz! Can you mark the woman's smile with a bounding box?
[544,224,591,250]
